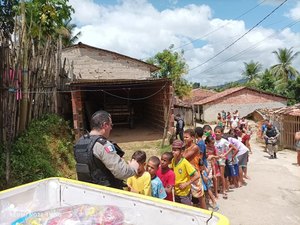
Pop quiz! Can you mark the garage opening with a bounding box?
[70,79,172,142]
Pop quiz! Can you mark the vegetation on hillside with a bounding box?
[0,114,76,190]
[0,0,79,186]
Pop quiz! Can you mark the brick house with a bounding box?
[193,86,287,123]
[62,43,173,139]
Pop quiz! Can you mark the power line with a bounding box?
[188,0,288,72]
[142,0,267,60]
[182,17,291,54]
[172,0,267,51]
[6,82,168,101]
[195,19,300,76]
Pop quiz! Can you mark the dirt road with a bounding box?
[216,137,300,225]
[114,122,300,224]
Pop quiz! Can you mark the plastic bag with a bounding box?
[11,204,125,225]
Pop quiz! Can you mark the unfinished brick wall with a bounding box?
[62,47,151,80]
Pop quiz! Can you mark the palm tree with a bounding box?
[257,69,276,92]
[58,19,82,47]
[242,60,262,82]
[271,47,300,92]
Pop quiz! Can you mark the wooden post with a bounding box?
[19,1,29,132]
[161,84,173,147]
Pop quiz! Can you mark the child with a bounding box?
[226,112,231,128]
[147,156,167,199]
[203,124,213,138]
[214,126,237,199]
[217,115,223,128]
[199,159,219,211]
[205,135,220,199]
[226,135,249,187]
[127,150,151,196]
[157,152,175,201]
[183,129,206,209]
[195,127,207,168]
[171,140,200,206]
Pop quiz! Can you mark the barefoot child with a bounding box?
[199,159,219,211]
[157,152,175,201]
[205,135,220,199]
[147,156,167,199]
[214,126,237,199]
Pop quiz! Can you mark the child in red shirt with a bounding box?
[157,152,175,201]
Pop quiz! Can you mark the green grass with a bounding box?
[5,114,76,189]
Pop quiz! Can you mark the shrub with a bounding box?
[9,114,76,187]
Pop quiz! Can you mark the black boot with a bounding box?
[274,152,277,159]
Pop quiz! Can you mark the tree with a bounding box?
[0,0,19,39]
[256,69,276,93]
[0,0,75,185]
[192,82,200,89]
[146,45,192,98]
[60,19,81,47]
[271,47,300,92]
[242,60,262,82]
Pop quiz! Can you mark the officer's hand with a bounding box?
[128,159,139,173]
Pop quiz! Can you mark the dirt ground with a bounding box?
[109,123,166,160]
[216,132,300,225]
[110,121,300,225]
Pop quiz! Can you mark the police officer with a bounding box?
[74,110,139,189]
[175,114,185,142]
[263,121,280,159]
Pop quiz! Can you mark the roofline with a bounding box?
[194,86,287,105]
[67,78,172,87]
[63,42,160,73]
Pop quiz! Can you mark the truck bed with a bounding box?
[0,177,229,225]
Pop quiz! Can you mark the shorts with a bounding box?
[205,179,212,189]
[214,163,221,177]
[228,164,239,177]
[175,194,192,205]
[224,161,230,178]
[296,141,300,151]
[217,158,226,166]
[238,152,249,168]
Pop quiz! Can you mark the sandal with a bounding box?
[222,193,228,199]
[213,204,219,211]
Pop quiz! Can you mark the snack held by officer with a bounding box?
[74,110,139,189]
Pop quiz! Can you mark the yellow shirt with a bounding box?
[171,157,196,196]
[127,171,151,196]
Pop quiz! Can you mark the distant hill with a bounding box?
[208,78,248,90]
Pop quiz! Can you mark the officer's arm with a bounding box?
[93,143,136,179]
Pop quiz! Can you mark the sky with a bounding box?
[68,0,300,86]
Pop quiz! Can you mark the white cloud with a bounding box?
[286,2,300,20]
[69,0,300,86]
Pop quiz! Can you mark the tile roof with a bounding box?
[194,86,245,105]
[273,104,300,116]
[174,96,192,108]
[183,88,216,104]
[194,86,287,105]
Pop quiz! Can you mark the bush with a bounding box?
[9,114,76,187]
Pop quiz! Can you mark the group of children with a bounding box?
[125,121,252,212]
[217,110,246,129]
